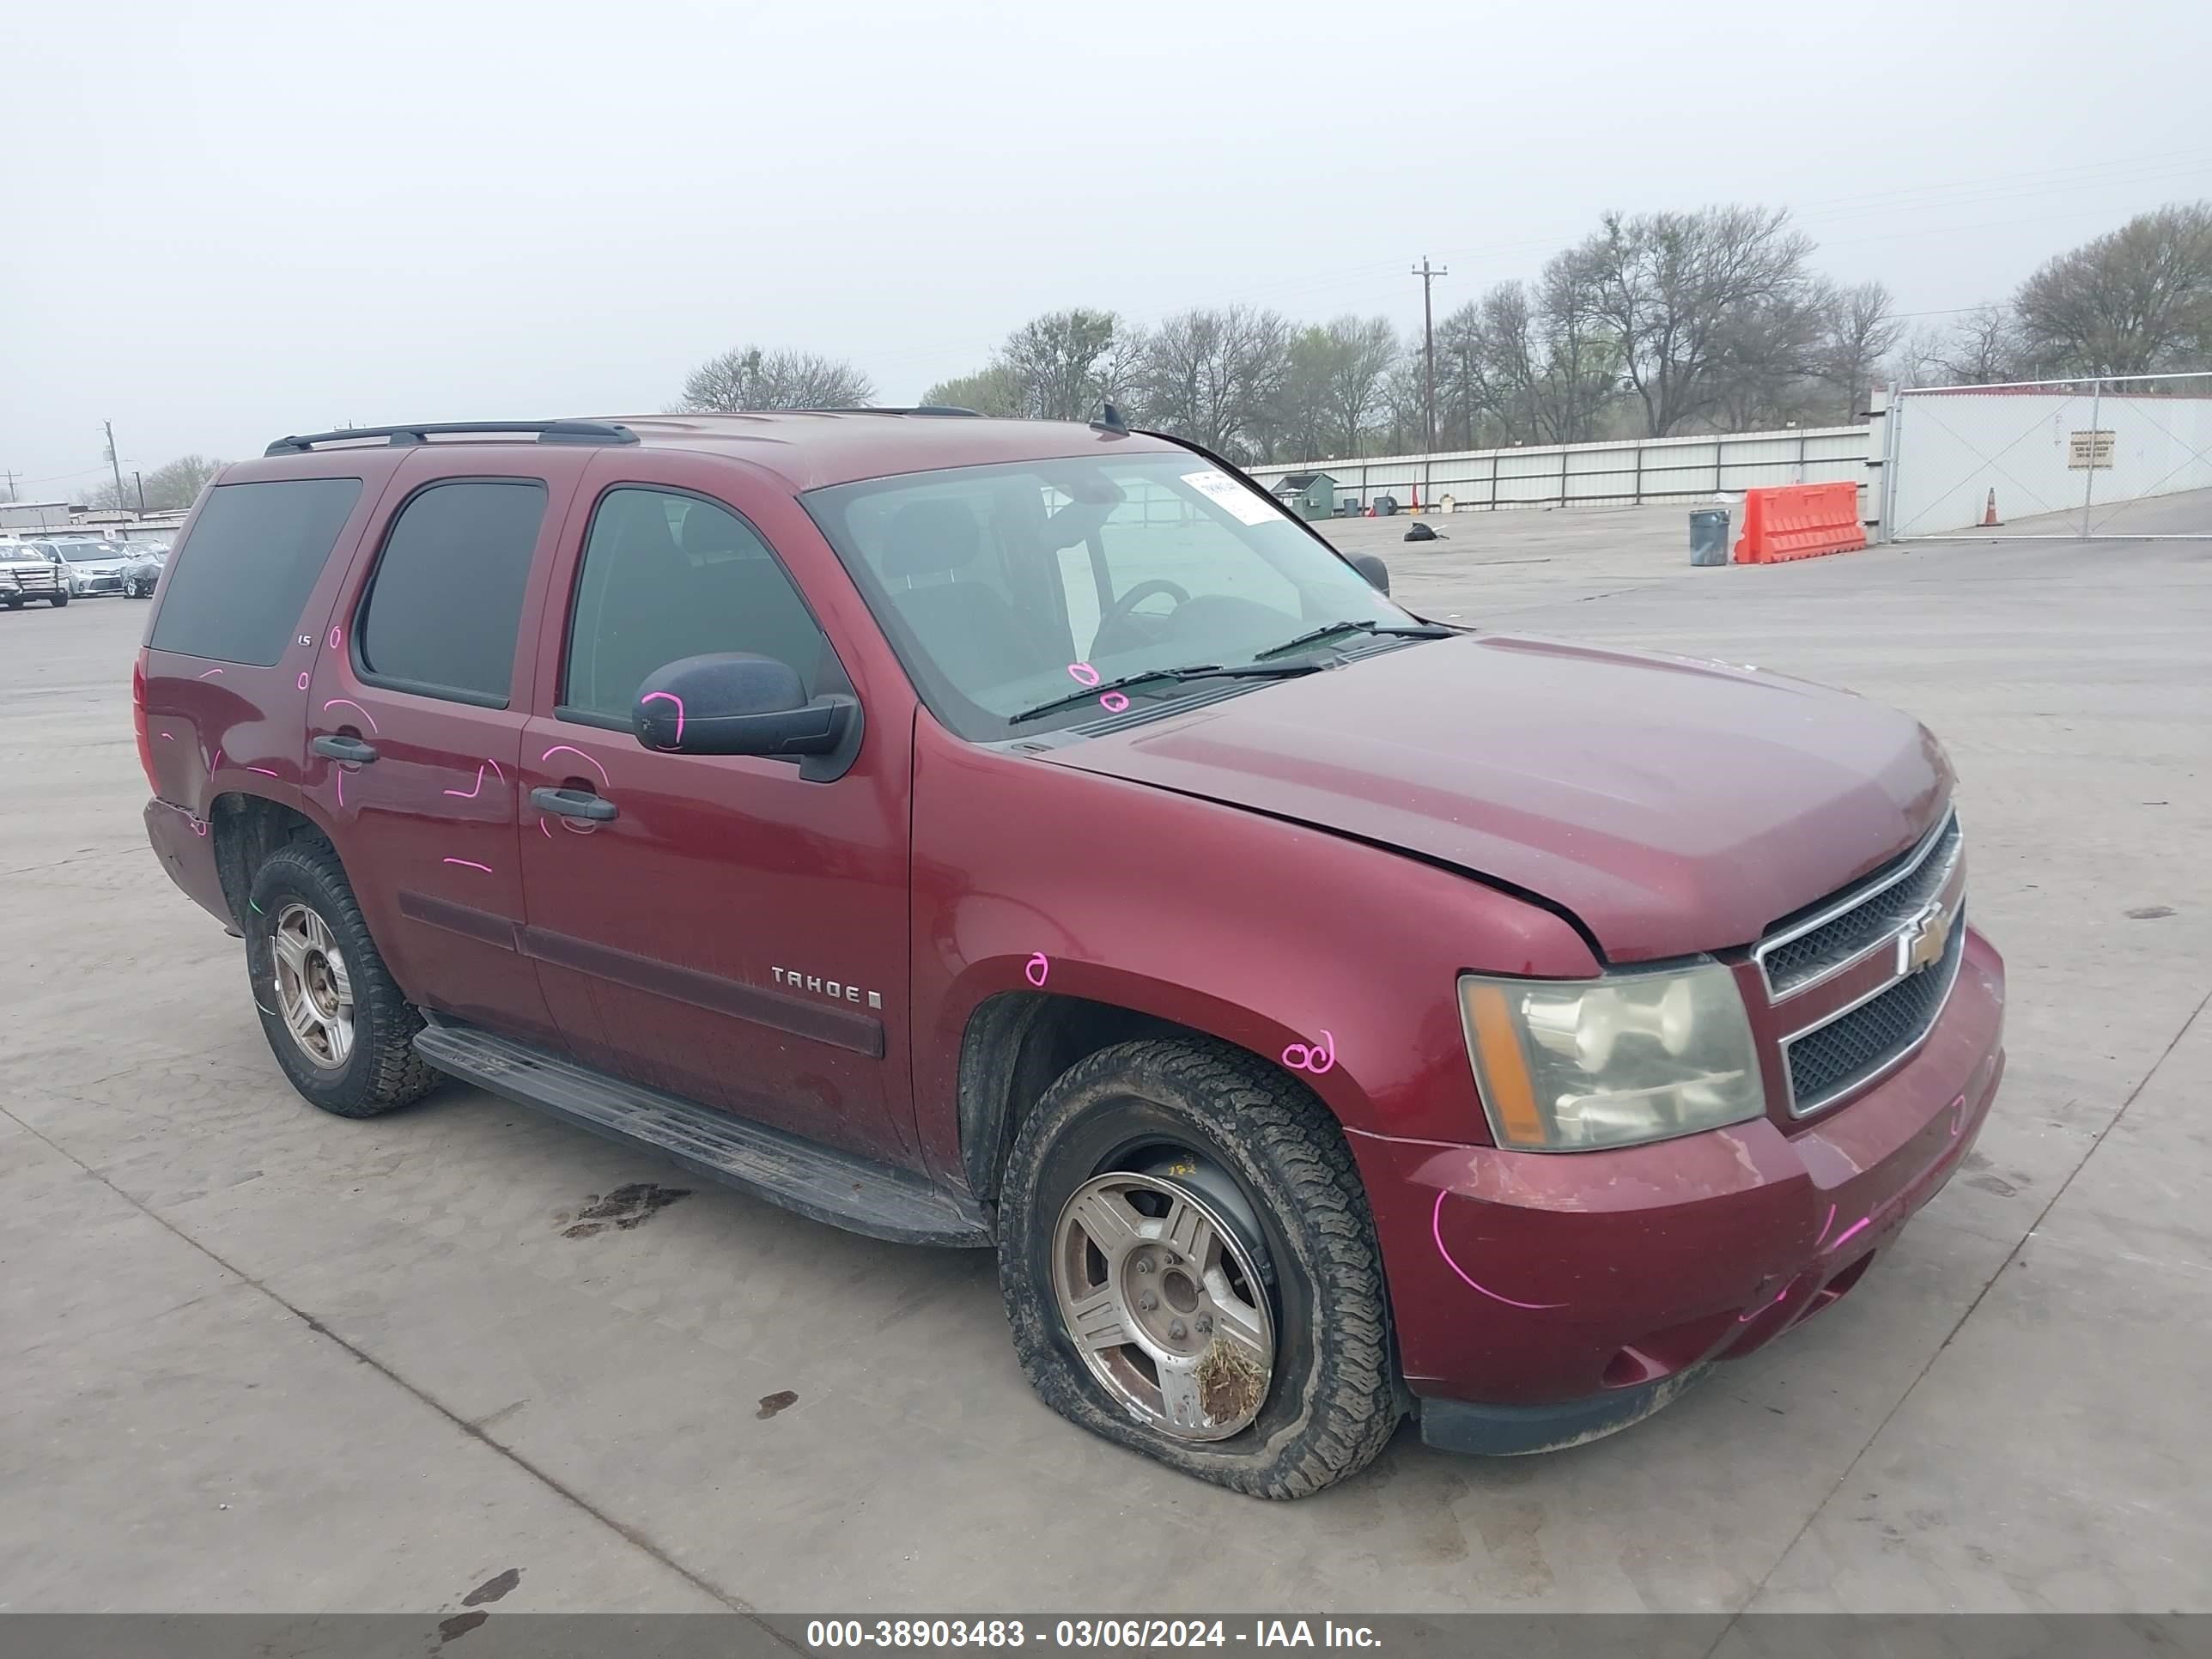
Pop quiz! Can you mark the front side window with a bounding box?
[562,487,830,721]
[805,452,1423,739]
[356,480,546,704]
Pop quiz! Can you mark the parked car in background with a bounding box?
[123,544,168,598]
[0,540,70,607]
[47,538,133,596]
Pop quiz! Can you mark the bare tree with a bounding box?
[1905,304,2029,386]
[1129,306,1294,460]
[1576,204,1822,435]
[2014,202,2212,379]
[999,309,1122,421]
[128,455,222,512]
[1814,281,1903,421]
[678,345,875,412]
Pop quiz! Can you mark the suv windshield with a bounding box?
[62,544,116,562]
[805,452,1428,738]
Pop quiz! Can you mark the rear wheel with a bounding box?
[245,840,436,1117]
[997,1036,1401,1498]
[49,592,68,607]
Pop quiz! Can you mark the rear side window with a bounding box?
[149,478,362,665]
[356,480,547,705]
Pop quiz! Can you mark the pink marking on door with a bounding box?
[641,690,685,746]
[1431,1190,1566,1310]
[443,762,498,799]
[1024,953,1049,988]
[442,858,494,874]
[159,732,174,741]
[321,697,379,734]
[197,668,223,679]
[538,818,552,838]
[1066,662,1101,687]
[297,672,310,690]
[1098,691,1130,714]
[246,766,280,778]
[540,744,609,787]
[336,769,345,807]
[328,627,343,650]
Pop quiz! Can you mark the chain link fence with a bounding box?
[1886,372,2212,540]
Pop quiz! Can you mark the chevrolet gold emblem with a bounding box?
[1898,901,1954,975]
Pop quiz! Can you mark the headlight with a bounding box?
[1459,960,1765,1151]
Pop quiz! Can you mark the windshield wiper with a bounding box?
[1007,660,1322,726]
[1252,619,1455,659]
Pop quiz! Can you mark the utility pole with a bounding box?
[104,421,126,513]
[3,469,15,503]
[1411,257,1448,453]
[135,471,146,513]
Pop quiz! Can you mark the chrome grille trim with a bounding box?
[1754,811,1961,1000]
[1782,904,1966,1115]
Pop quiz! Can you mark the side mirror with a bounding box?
[633,653,862,779]
[1350,553,1390,594]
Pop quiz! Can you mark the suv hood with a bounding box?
[1040,634,1949,963]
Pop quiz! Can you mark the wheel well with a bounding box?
[957,992,1237,1208]
[209,793,329,929]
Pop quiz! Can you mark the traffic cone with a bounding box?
[1980,489,2002,527]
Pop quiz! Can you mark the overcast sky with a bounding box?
[7,0,2209,496]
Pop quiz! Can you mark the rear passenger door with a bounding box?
[304,448,587,1045]
[514,455,918,1166]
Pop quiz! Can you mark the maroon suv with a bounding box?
[137,411,2003,1497]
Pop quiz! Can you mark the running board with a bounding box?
[413,1019,990,1248]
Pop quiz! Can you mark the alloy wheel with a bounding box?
[271,902,355,1070]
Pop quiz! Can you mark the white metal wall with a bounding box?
[1888,383,2212,538]
[1245,424,1869,513]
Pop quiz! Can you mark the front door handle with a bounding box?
[532,786,617,823]
[313,734,379,764]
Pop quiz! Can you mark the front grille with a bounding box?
[1759,815,1960,996]
[1785,908,1965,1112]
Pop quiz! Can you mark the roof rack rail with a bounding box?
[264,420,640,457]
[804,405,981,418]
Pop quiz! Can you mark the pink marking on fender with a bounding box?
[641,690,685,746]
[1813,1203,1838,1248]
[190,817,208,837]
[1098,691,1130,714]
[321,698,379,734]
[328,627,343,650]
[1066,662,1101,687]
[297,672,310,690]
[160,732,174,741]
[540,744,609,787]
[1828,1215,1872,1253]
[336,769,345,807]
[1738,1285,1790,1323]
[1431,1190,1566,1310]
[442,858,494,874]
[1024,953,1049,988]
[197,668,223,679]
[444,762,497,799]
[246,766,280,778]
[1281,1030,1336,1074]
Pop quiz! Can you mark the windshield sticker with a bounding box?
[1181,469,1278,526]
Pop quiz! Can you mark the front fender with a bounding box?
[908,715,1600,1185]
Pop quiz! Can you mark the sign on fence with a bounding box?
[2067,430,2116,469]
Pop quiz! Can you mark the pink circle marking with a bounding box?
[1431,1190,1566,1310]
[296,672,310,691]
[1066,662,1100,687]
[1098,691,1130,714]
[1280,1030,1335,1075]
[1024,952,1049,988]
[328,627,343,650]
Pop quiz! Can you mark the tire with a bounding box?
[244,839,436,1117]
[997,1036,1401,1498]
[3,598,20,610]
[49,592,68,607]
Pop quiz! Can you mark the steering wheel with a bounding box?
[1093,579,1191,653]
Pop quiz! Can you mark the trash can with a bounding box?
[1689,507,1730,566]
[1374,495,1400,517]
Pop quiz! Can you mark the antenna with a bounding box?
[1090,401,1129,437]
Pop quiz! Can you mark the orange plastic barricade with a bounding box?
[1731,483,1867,564]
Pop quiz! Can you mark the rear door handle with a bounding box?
[313,734,379,764]
[532,786,617,822]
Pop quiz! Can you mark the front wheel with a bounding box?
[49,592,69,607]
[997,1036,1401,1498]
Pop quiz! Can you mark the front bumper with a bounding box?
[1352,927,2005,1453]
[76,572,125,593]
